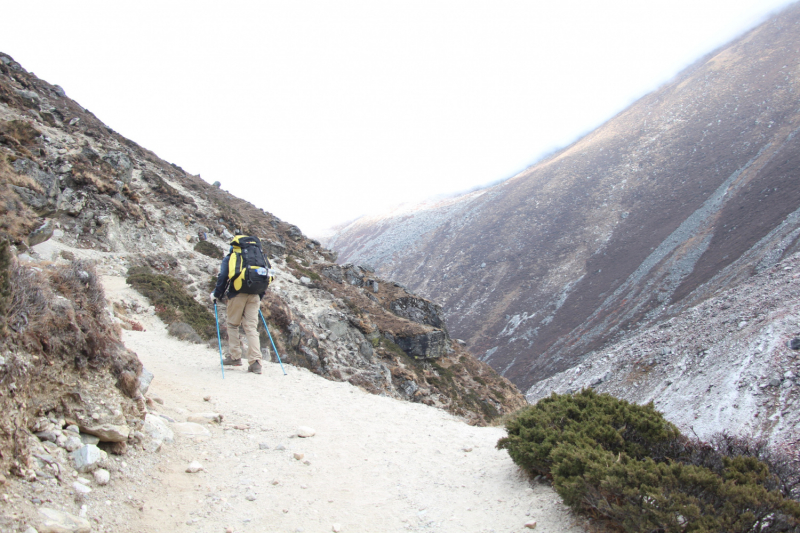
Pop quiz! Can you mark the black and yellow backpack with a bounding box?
[227,235,273,295]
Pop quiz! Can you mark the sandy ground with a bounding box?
[99,275,586,533]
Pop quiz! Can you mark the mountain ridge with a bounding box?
[327,3,800,392]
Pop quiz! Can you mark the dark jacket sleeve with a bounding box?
[213,256,230,299]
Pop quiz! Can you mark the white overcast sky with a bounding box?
[2,1,796,236]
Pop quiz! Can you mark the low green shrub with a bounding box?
[194,240,223,259]
[126,266,215,340]
[497,389,800,532]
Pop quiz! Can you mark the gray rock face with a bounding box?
[28,219,55,246]
[321,265,344,283]
[287,225,304,240]
[14,88,40,107]
[400,380,418,396]
[389,296,446,329]
[56,188,86,216]
[12,158,60,213]
[102,151,133,184]
[359,341,374,359]
[138,367,154,395]
[394,330,449,359]
[265,240,287,258]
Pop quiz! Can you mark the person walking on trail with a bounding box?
[210,234,273,375]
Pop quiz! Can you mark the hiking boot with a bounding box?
[222,356,242,366]
[248,361,262,375]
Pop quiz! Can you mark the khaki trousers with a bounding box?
[226,293,261,364]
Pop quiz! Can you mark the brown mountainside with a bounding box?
[327,4,800,391]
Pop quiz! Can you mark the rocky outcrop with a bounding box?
[389,296,446,329]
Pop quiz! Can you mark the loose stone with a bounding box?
[94,469,110,486]
[185,461,204,473]
[297,426,316,438]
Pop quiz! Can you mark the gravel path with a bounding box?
[102,275,586,533]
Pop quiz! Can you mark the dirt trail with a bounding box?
[104,274,585,533]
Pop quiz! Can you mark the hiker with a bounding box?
[210,234,273,375]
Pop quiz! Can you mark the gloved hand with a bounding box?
[209,292,217,303]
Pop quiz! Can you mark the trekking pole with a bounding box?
[213,301,225,379]
[258,309,287,375]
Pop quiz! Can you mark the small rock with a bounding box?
[462,447,473,453]
[138,368,155,395]
[788,338,800,350]
[65,425,80,434]
[38,507,91,533]
[63,436,83,452]
[276,445,286,451]
[245,492,257,501]
[293,453,304,461]
[225,528,233,533]
[203,396,211,402]
[769,378,782,387]
[80,423,129,443]
[172,422,211,437]
[142,414,174,450]
[259,443,270,450]
[93,469,110,486]
[332,524,342,532]
[72,481,91,494]
[185,461,204,473]
[297,426,316,438]
[0,474,6,485]
[70,445,107,473]
[187,413,222,424]
[524,520,537,529]
[272,480,280,485]
[23,527,38,533]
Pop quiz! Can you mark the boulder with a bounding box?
[28,219,55,246]
[394,330,449,359]
[389,296,446,329]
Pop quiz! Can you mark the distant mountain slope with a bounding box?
[327,3,800,391]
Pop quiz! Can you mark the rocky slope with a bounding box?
[326,3,800,393]
[0,49,526,489]
[527,250,800,450]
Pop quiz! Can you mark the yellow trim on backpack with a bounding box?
[227,244,244,291]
